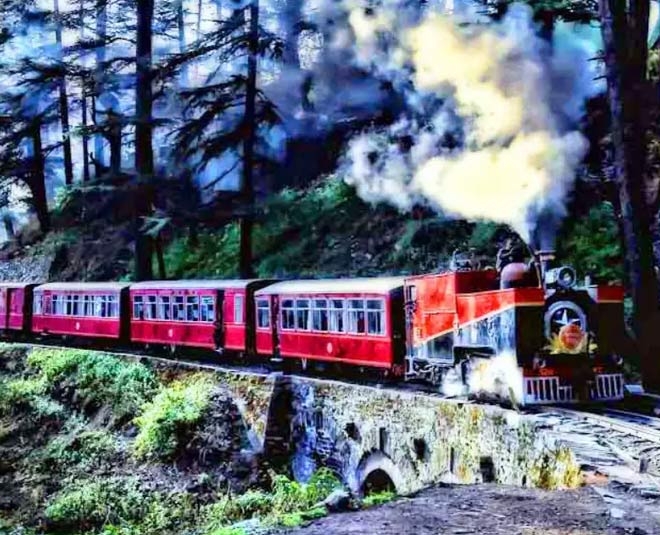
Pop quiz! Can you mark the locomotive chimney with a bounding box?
[536,249,556,285]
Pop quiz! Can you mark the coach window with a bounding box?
[72,295,81,316]
[173,296,185,321]
[159,296,171,320]
[312,299,329,331]
[347,299,366,334]
[200,296,215,322]
[108,295,119,318]
[133,296,144,319]
[296,299,310,330]
[329,299,345,333]
[93,295,102,317]
[256,299,270,328]
[101,296,110,318]
[145,295,157,320]
[64,294,73,316]
[281,299,295,330]
[186,295,200,321]
[33,294,43,315]
[367,299,385,335]
[82,295,91,317]
[233,294,244,324]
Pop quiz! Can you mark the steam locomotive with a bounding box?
[0,250,625,405]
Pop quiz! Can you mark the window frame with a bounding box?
[158,295,172,321]
[366,298,386,336]
[256,298,271,329]
[280,298,295,331]
[233,294,244,324]
[311,298,329,332]
[33,293,43,315]
[186,295,200,322]
[200,295,215,323]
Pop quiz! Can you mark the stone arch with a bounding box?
[354,451,405,496]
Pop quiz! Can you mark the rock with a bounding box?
[318,489,352,512]
[609,508,625,519]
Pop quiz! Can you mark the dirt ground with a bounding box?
[291,483,660,535]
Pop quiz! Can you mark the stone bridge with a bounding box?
[217,370,578,494]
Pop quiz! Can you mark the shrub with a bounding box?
[271,475,307,514]
[38,428,118,472]
[201,468,341,533]
[0,377,63,419]
[45,477,146,530]
[362,490,396,508]
[27,348,158,421]
[304,467,342,505]
[133,373,215,461]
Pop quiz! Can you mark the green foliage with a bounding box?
[362,490,396,508]
[46,478,199,535]
[299,467,342,506]
[45,477,147,530]
[27,348,158,421]
[133,374,215,461]
[164,178,358,279]
[37,428,118,472]
[209,528,247,535]
[201,468,341,533]
[0,376,63,419]
[556,202,623,283]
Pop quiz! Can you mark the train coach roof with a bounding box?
[0,282,38,289]
[129,280,262,290]
[255,277,405,296]
[35,282,131,292]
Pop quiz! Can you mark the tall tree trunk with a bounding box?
[196,0,203,39]
[108,110,122,174]
[29,120,51,233]
[239,0,258,278]
[81,78,91,182]
[134,0,155,281]
[599,0,660,389]
[94,0,107,171]
[79,0,90,182]
[54,0,74,186]
[177,0,189,87]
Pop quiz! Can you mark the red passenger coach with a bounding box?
[0,283,38,331]
[32,283,130,340]
[129,280,272,353]
[254,278,406,371]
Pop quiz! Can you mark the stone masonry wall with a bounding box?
[283,377,580,494]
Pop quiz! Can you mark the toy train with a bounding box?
[0,252,626,405]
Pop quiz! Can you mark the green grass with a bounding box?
[362,490,396,507]
[201,468,341,533]
[133,373,215,461]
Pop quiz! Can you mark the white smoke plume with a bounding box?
[441,351,524,405]
[337,2,592,244]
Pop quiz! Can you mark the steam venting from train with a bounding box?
[337,2,593,244]
[441,352,524,403]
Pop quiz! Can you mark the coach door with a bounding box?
[213,290,225,350]
[271,295,281,360]
[0,288,7,330]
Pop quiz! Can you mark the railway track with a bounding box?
[534,405,660,480]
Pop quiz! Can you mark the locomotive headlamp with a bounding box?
[545,265,577,290]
